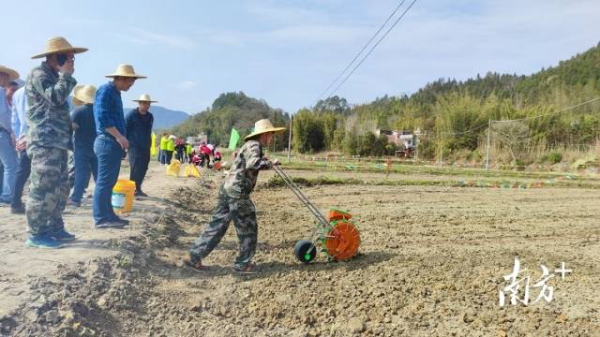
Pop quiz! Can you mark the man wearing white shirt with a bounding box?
[10,86,31,213]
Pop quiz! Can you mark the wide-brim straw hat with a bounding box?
[245,119,286,140]
[31,37,88,59]
[106,64,147,79]
[72,85,97,106]
[133,94,157,103]
[0,65,19,81]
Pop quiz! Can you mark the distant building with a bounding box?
[376,129,416,150]
[187,133,208,146]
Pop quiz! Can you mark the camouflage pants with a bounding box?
[189,189,258,268]
[26,146,69,236]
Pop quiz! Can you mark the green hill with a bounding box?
[408,42,600,108]
[303,42,600,160]
[170,42,600,162]
[170,92,290,149]
[126,105,189,130]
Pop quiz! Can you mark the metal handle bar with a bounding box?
[272,165,331,229]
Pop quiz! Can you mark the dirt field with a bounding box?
[1,163,599,336]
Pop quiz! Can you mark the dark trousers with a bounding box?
[11,150,31,208]
[159,150,166,164]
[70,147,98,203]
[129,147,150,192]
[157,149,163,163]
[178,149,186,163]
[93,136,123,225]
[165,150,173,164]
[199,153,210,167]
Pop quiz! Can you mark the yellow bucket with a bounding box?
[112,179,136,214]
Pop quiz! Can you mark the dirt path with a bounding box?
[0,161,191,334]
[1,164,599,336]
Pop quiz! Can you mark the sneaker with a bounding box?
[234,264,258,274]
[184,259,210,272]
[26,235,62,249]
[67,199,81,207]
[134,190,148,198]
[10,204,26,214]
[95,221,125,229]
[112,217,130,225]
[50,229,76,242]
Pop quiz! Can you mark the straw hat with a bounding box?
[31,37,88,59]
[105,64,147,79]
[0,65,19,81]
[72,85,97,106]
[244,119,286,140]
[132,94,157,103]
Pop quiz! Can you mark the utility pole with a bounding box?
[485,119,491,170]
[437,133,443,166]
[287,116,293,163]
[414,127,421,161]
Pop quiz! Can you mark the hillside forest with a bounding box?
[171,42,600,166]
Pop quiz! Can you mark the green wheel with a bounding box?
[294,239,316,263]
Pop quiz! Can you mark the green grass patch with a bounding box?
[272,158,593,182]
[262,175,600,190]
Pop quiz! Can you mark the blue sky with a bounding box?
[2,0,599,114]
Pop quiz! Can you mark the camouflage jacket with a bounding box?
[223,140,271,199]
[25,61,77,150]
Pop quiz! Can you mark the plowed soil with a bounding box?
[1,165,599,336]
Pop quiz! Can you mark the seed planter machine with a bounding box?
[272,165,361,263]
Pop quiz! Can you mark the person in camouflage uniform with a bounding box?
[188,119,285,273]
[25,37,88,249]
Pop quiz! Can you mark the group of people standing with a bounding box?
[158,135,222,168]
[2,36,288,273]
[0,36,157,249]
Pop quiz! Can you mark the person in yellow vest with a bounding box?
[159,133,169,165]
[185,142,193,163]
[165,135,175,164]
[151,132,157,157]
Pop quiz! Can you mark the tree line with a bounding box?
[291,42,600,160]
[171,42,600,161]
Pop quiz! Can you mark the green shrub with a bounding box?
[542,151,563,164]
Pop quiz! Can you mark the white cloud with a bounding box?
[62,18,108,26]
[116,28,197,50]
[246,1,327,24]
[266,24,368,45]
[177,80,196,89]
[325,0,600,101]
[194,23,368,48]
[196,29,248,47]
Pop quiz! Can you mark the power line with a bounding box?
[313,0,408,105]
[325,0,420,99]
[441,122,488,136]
